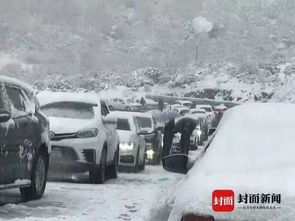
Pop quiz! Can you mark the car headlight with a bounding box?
[75,128,98,138]
[146,149,154,159]
[120,142,134,151]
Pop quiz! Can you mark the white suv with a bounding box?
[37,92,119,184]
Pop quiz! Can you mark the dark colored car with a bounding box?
[133,112,162,165]
[0,76,50,201]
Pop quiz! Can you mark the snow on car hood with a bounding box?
[116,130,135,143]
[168,103,295,221]
[49,117,95,134]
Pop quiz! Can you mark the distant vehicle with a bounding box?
[107,98,134,111]
[132,112,162,165]
[194,104,215,126]
[38,92,119,184]
[113,111,146,172]
[170,104,188,113]
[213,103,228,126]
[170,100,193,108]
[169,103,295,221]
[134,98,158,110]
[0,76,50,201]
[189,109,210,144]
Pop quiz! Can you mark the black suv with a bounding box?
[0,76,50,201]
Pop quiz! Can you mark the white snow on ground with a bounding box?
[0,166,184,221]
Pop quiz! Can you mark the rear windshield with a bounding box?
[41,102,94,119]
[117,118,131,130]
[180,109,190,115]
[135,116,152,129]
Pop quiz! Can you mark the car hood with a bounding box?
[117,130,136,143]
[49,117,95,134]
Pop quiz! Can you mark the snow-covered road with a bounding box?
[0,166,184,221]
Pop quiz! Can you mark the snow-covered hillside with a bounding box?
[1,0,295,103]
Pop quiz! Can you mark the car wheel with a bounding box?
[20,154,47,202]
[90,148,107,184]
[125,106,131,111]
[133,147,140,173]
[107,148,118,179]
[140,152,146,171]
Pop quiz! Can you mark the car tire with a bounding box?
[20,154,47,202]
[140,152,146,171]
[89,148,107,184]
[133,147,140,173]
[125,106,131,111]
[108,148,118,179]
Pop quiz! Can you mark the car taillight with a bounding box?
[181,214,215,221]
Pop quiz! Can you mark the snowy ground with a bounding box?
[0,166,184,221]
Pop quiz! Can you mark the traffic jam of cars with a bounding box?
[0,75,224,193]
[1,75,293,221]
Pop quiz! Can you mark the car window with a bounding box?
[113,98,118,102]
[117,118,131,130]
[100,101,109,116]
[134,116,152,129]
[41,102,95,119]
[119,99,124,103]
[201,107,212,112]
[5,86,26,113]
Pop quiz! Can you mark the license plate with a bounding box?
[51,148,62,160]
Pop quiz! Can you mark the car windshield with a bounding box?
[135,116,152,129]
[117,118,131,131]
[41,102,94,119]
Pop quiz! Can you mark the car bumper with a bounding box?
[49,137,101,173]
[48,160,97,174]
[118,147,138,167]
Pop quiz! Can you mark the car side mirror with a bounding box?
[102,115,118,125]
[162,154,188,174]
[209,128,216,136]
[0,109,11,122]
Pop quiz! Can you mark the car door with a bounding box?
[113,98,120,110]
[133,117,146,164]
[4,85,33,181]
[118,98,126,110]
[101,101,116,163]
[0,83,16,184]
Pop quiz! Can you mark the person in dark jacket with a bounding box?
[161,117,197,159]
[158,98,164,112]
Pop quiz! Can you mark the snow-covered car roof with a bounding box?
[0,75,35,95]
[111,111,136,120]
[131,112,152,118]
[195,104,212,108]
[169,103,295,221]
[190,108,206,114]
[37,91,100,106]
